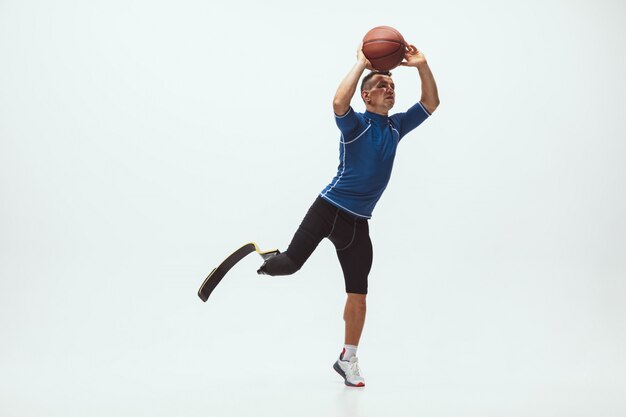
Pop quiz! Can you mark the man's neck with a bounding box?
[364,105,389,117]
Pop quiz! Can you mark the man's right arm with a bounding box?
[332,46,370,116]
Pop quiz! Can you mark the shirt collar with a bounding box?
[364,110,389,124]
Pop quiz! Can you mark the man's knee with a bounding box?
[347,293,367,310]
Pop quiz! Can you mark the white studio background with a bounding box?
[1,0,625,416]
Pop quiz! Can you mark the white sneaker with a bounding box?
[333,356,365,387]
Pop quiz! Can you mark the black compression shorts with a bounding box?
[259,196,372,294]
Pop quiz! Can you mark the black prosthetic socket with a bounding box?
[257,253,301,276]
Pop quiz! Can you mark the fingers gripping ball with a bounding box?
[362,26,407,71]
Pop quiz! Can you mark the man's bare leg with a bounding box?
[334,293,367,386]
[344,293,367,345]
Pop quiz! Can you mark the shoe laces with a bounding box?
[348,358,361,376]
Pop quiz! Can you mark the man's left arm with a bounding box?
[401,45,440,114]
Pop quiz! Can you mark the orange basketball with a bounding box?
[362,26,407,71]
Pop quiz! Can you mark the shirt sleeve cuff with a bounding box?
[418,102,432,116]
[334,107,353,118]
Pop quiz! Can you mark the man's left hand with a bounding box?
[400,44,427,68]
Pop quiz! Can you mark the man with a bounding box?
[257,42,439,387]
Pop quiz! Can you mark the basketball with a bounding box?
[362,26,407,71]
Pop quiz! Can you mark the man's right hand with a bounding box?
[357,43,373,71]
[333,43,372,116]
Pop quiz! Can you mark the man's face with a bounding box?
[362,75,395,110]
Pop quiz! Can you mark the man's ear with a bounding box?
[361,90,369,102]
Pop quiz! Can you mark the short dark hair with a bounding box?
[360,70,392,92]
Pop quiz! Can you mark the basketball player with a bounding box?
[257,43,439,386]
